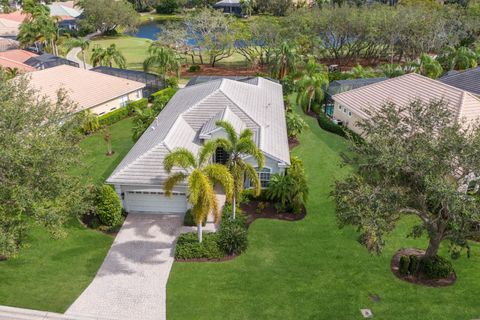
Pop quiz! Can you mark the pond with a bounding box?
[127,21,162,40]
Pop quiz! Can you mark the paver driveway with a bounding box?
[66,214,183,320]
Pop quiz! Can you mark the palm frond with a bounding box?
[215,120,238,145]
[244,163,262,196]
[203,163,234,201]
[164,172,187,196]
[163,148,196,173]
[198,140,218,166]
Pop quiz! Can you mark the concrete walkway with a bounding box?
[66,214,183,320]
[66,47,91,69]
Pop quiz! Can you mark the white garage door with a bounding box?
[124,191,187,214]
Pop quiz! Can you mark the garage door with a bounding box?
[124,191,187,214]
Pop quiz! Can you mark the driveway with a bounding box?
[66,214,183,320]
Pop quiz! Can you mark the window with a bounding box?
[135,90,141,99]
[119,95,129,107]
[214,147,229,165]
[343,107,347,113]
[258,168,271,188]
[98,111,105,116]
[110,107,116,111]
[348,111,352,117]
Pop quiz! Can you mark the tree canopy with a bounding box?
[78,0,140,34]
[333,99,480,259]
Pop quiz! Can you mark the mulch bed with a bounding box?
[180,65,268,77]
[240,200,306,226]
[80,214,119,237]
[289,137,300,149]
[391,248,456,287]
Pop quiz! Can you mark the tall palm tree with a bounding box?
[90,44,126,69]
[143,44,180,81]
[437,46,478,71]
[164,141,233,242]
[271,41,299,80]
[296,59,328,113]
[214,120,264,220]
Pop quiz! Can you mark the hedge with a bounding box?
[175,233,224,259]
[151,87,177,101]
[95,185,123,227]
[317,113,363,143]
[98,107,129,127]
[126,98,148,115]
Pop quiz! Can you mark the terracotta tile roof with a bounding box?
[24,65,146,111]
[0,11,28,23]
[0,56,35,72]
[332,73,480,124]
[0,49,38,63]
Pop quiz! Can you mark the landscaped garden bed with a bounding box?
[391,248,456,287]
[240,200,306,225]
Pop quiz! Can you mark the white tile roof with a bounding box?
[333,73,480,123]
[107,77,290,186]
[23,65,145,112]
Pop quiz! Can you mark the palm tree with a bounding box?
[214,120,264,220]
[437,46,478,71]
[295,59,328,113]
[143,44,180,81]
[271,41,300,80]
[347,64,376,79]
[90,44,126,69]
[417,53,443,79]
[164,141,233,242]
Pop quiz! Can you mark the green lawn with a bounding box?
[0,220,112,313]
[0,119,136,312]
[166,106,480,319]
[71,117,136,185]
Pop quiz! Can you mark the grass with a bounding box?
[70,117,136,185]
[0,119,135,312]
[0,220,113,313]
[166,105,480,319]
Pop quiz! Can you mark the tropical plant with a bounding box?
[333,99,480,259]
[295,58,329,113]
[240,0,256,16]
[437,46,479,71]
[132,107,155,141]
[347,64,377,79]
[95,185,123,227]
[164,142,234,242]
[271,41,300,80]
[143,44,180,81]
[380,63,405,78]
[90,44,126,69]
[266,156,308,214]
[416,53,443,79]
[102,127,113,156]
[3,67,19,79]
[214,120,265,220]
[81,109,100,134]
[286,111,307,139]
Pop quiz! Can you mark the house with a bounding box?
[0,11,26,38]
[325,77,387,117]
[213,0,242,15]
[439,67,480,97]
[24,53,79,69]
[25,65,145,115]
[332,73,480,135]
[91,66,165,98]
[47,1,83,31]
[0,49,37,72]
[107,77,290,214]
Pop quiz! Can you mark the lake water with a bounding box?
[127,21,161,40]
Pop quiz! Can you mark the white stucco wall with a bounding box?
[90,89,143,116]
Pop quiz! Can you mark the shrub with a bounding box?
[165,77,178,89]
[151,87,178,113]
[317,113,363,143]
[183,209,206,227]
[126,98,148,115]
[220,204,247,229]
[409,255,420,275]
[218,223,248,255]
[94,185,123,227]
[286,111,307,139]
[188,65,201,72]
[98,107,129,127]
[81,110,100,134]
[240,189,268,202]
[280,76,295,95]
[175,232,224,259]
[156,0,178,14]
[420,255,454,279]
[399,255,410,275]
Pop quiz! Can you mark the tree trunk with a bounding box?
[82,51,86,69]
[424,231,443,258]
[308,97,313,113]
[197,222,203,243]
[232,193,236,220]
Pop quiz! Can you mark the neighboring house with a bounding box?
[439,67,480,97]
[26,65,145,115]
[24,53,79,69]
[186,75,275,86]
[47,1,83,31]
[107,77,290,214]
[0,11,26,38]
[0,49,36,72]
[91,66,165,98]
[325,77,387,117]
[332,73,480,135]
[0,37,19,51]
[213,0,242,15]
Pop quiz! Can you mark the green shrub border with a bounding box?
[317,112,363,143]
